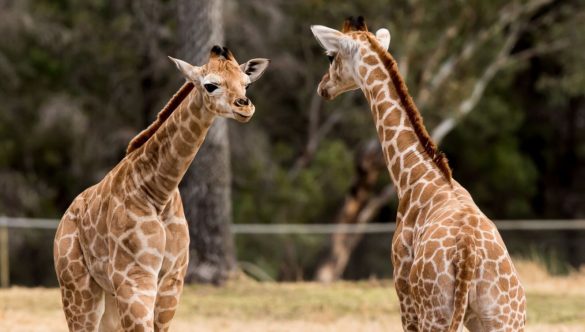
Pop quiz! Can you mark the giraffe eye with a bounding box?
[204,83,219,93]
[327,55,335,64]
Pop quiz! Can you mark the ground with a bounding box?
[1,261,584,331]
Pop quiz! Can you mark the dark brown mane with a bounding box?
[342,16,368,33]
[126,82,194,155]
[365,33,452,181]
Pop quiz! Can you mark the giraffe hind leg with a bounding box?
[394,277,420,331]
[464,310,485,332]
[54,215,105,332]
[98,292,122,332]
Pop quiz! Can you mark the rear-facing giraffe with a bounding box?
[53,46,269,332]
[311,17,525,331]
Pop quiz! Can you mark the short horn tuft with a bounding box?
[342,15,368,33]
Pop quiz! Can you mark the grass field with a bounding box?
[1,261,584,331]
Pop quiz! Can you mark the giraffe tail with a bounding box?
[448,229,478,332]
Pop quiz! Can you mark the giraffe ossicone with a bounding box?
[53,45,269,332]
[311,16,526,332]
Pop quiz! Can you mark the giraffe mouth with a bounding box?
[234,112,252,122]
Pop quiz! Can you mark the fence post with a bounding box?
[0,224,8,288]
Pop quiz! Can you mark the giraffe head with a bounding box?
[310,16,391,100]
[169,46,270,122]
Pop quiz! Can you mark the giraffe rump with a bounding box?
[126,82,195,155]
[364,31,452,181]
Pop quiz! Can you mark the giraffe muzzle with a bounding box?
[318,86,332,100]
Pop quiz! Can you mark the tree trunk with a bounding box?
[315,140,386,282]
[177,0,236,285]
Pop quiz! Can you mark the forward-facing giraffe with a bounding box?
[311,17,525,331]
[53,46,269,332]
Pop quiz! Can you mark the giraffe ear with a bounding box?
[375,28,391,50]
[240,58,270,83]
[310,25,344,53]
[168,56,202,82]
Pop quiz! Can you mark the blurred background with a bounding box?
[0,0,584,290]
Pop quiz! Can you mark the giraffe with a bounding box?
[53,45,269,332]
[311,17,525,331]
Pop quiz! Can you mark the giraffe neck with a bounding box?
[129,87,215,208]
[354,52,450,199]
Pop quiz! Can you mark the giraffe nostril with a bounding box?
[235,98,249,107]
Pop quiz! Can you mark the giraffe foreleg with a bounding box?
[154,212,189,331]
[110,218,166,332]
[113,265,159,332]
[154,259,188,332]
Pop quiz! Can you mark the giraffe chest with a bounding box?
[157,216,190,278]
[76,192,189,293]
[78,216,189,293]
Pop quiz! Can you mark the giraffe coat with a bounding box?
[53,47,269,332]
[311,17,526,332]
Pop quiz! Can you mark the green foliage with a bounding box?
[443,74,539,218]
[0,1,177,216]
[233,139,353,225]
[536,3,585,101]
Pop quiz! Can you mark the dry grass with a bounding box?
[1,260,584,331]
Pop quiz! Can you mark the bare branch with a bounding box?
[417,10,467,99]
[308,85,321,140]
[356,184,396,225]
[431,21,523,143]
[509,39,571,64]
[417,0,554,110]
[288,98,342,179]
[398,1,425,79]
[437,38,569,138]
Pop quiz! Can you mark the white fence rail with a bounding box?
[2,217,585,233]
[1,217,585,287]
